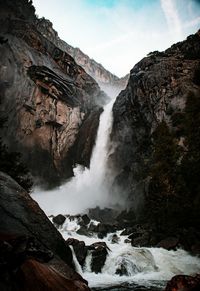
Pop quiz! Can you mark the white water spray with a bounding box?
[58,217,200,290]
[32,98,116,215]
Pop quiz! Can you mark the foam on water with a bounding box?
[54,216,200,289]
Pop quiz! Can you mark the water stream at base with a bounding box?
[55,216,200,291]
[32,97,200,290]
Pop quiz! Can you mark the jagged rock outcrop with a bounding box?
[36,17,128,96]
[0,171,90,290]
[0,0,106,186]
[111,31,200,236]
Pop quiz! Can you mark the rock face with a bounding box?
[111,31,200,236]
[36,17,128,96]
[0,0,106,187]
[0,171,90,290]
[0,171,72,266]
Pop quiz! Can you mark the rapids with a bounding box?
[57,216,200,290]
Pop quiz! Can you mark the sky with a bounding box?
[33,0,200,77]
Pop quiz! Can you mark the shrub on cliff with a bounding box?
[147,90,200,231]
[148,120,184,231]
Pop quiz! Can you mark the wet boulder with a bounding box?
[88,207,119,224]
[115,210,136,228]
[88,222,98,233]
[77,226,89,236]
[97,223,115,239]
[52,214,66,226]
[116,260,129,276]
[18,259,90,291]
[120,227,136,236]
[88,242,109,273]
[165,274,200,291]
[66,238,88,267]
[0,232,89,291]
[130,232,150,247]
[111,234,120,244]
[157,237,179,250]
[0,172,72,267]
[81,214,90,226]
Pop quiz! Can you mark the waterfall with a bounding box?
[32,98,116,215]
[69,245,83,275]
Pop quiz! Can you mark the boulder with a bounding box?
[131,233,150,247]
[66,238,87,267]
[52,214,66,226]
[116,261,129,276]
[88,222,98,233]
[77,226,89,237]
[18,259,90,291]
[157,237,179,250]
[0,172,72,267]
[88,207,119,224]
[79,214,90,226]
[0,231,90,291]
[165,274,200,291]
[116,210,136,228]
[111,234,120,244]
[97,223,115,238]
[88,242,109,273]
[120,227,135,236]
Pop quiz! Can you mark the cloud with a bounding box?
[184,16,200,28]
[33,0,199,77]
[160,0,182,39]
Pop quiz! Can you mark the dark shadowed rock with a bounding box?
[110,30,200,244]
[88,222,98,233]
[88,207,119,224]
[97,223,115,239]
[53,214,66,226]
[165,274,200,291]
[88,242,109,273]
[81,214,90,226]
[0,171,72,267]
[120,227,136,236]
[0,172,91,290]
[18,259,90,291]
[116,210,136,228]
[157,237,179,250]
[66,238,88,267]
[116,261,129,276]
[111,234,120,244]
[77,226,89,237]
[131,233,150,247]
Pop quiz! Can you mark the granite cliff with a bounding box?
[110,30,200,238]
[36,17,128,96]
[0,0,107,187]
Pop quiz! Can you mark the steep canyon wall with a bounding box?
[0,0,106,187]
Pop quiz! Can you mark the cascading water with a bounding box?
[32,98,116,215]
[56,216,200,290]
[32,97,200,290]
